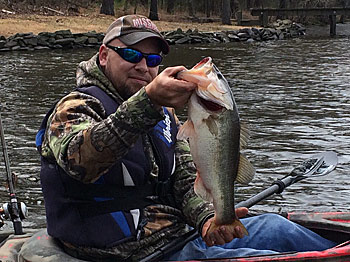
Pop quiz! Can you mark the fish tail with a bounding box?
[206,218,249,238]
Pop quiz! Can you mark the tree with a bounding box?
[123,0,129,13]
[140,0,148,8]
[149,0,159,20]
[100,0,114,15]
[188,0,195,17]
[237,0,247,10]
[222,0,231,24]
[167,0,175,14]
[276,0,287,19]
[205,0,211,17]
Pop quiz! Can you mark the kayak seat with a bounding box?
[18,229,88,262]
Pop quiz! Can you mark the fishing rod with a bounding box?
[140,151,338,262]
[0,103,25,235]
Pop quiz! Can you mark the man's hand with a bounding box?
[145,66,197,109]
[202,207,249,247]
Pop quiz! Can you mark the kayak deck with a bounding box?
[288,212,350,244]
[0,212,348,262]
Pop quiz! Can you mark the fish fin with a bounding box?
[239,122,250,150]
[176,120,195,140]
[204,116,218,137]
[235,154,255,185]
[194,172,213,202]
[205,217,249,239]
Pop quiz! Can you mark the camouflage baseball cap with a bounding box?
[103,14,170,54]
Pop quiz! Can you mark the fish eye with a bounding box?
[217,73,224,80]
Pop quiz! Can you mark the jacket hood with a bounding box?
[76,53,124,103]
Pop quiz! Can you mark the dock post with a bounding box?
[259,11,268,27]
[329,11,337,37]
[236,10,242,26]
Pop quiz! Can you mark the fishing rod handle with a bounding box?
[13,219,23,235]
[0,111,24,235]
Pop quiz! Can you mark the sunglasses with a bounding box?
[106,44,163,67]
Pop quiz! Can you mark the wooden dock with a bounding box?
[243,7,350,36]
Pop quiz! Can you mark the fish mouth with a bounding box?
[178,56,234,111]
[193,57,211,69]
[198,96,225,112]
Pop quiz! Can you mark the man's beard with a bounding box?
[104,67,138,100]
[118,84,140,100]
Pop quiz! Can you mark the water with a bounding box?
[0,25,349,231]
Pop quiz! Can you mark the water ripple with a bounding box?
[1,28,350,228]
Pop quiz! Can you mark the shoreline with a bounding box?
[0,12,306,52]
[0,14,248,38]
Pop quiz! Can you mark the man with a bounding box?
[37,15,336,261]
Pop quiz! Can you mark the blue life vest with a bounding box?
[36,86,178,248]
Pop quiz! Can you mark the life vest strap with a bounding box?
[65,178,176,217]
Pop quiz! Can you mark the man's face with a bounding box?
[99,37,161,100]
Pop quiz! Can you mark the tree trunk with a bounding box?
[339,0,349,23]
[247,0,251,8]
[205,0,210,17]
[237,0,247,10]
[140,0,148,8]
[231,0,239,18]
[133,0,138,14]
[167,0,175,14]
[279,0,286,8]
[100,0,114,15]
[149,0,159,20]
[277,0,286,19]
[222,0,231,24]
[123,0,128,12]
[188,0,195,17]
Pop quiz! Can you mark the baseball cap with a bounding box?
[103,15,170,54]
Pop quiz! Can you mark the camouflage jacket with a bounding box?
[41,53,214,261]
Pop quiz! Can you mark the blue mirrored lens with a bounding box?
[122,49,143,63]
[109,45,162,67]
[146,55,162,67]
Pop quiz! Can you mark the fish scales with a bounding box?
[190,97,240,224]
[177,57,255,238]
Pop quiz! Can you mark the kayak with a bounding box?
[0,211,349,262]
[0,98,344,261]
[216,212,350,262]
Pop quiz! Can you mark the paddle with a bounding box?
[236,151,338,208]
[0,104,24,235]
[140,151,338,262]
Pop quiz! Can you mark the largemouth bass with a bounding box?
[177,57,255,237]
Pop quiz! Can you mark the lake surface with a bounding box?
[0,24,349,231]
